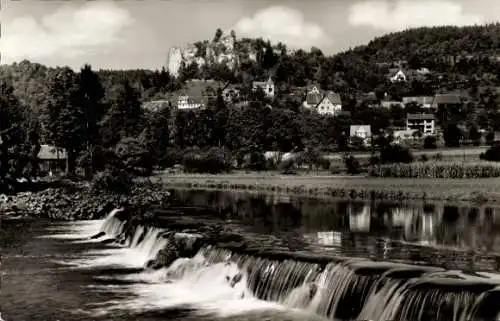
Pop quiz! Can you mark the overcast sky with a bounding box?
[1,0,499,70]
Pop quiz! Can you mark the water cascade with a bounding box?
[88,210,500,321]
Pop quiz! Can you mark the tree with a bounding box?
[0,81,26,190]
[443,123,462,147]
[213,28,223,42]
[100,79,144,148]
[468,124,482,146]
[41,67,85,174]
[78,64,106,177]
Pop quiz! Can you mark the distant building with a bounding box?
[432,93,464,122]
[37,144,67,175]
[175,79,223,109]
[389,69,407,83]
[406,113,435,135]
[350,125,372,146]
[380,100,403,109]
[303,85,342,116]
[252,77,275,98]
[402,96,435,109]
[142,100,171,112]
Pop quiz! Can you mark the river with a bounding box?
[2,189,500,321]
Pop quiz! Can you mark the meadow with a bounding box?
[154,171,500,203]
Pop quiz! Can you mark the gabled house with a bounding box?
[432,93,464,122]
[252,77,275,98]
[37,144,67,176]
[303,86,342,116]
[350,125,372,146]
[389,69,407,83]
[406,113,435,135]
[176,79,223,109]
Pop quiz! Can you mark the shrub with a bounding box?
[486,131,495,145]
[182,147,231,174]
[423,136,437,149]
[278,158,297,174]
[115,137,153,176]
[480,145,500,162]
[419,154,429,162]
[246,151,266,171]
[344,155,361,174]
[380,144,413,164]
[91,168,132,193]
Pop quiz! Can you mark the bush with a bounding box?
[344,155,361,174]
[486,131,495,145]
[115,137,153,176]
[380,144,414,164]
[91,168,132,193]
[246,151,266,171]
[480,145,500,162]
[423,136,437,149]
[419,154,429,162]
[182,147,231,174]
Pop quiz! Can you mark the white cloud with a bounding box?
[234,6,332,49]
[348,0,484,31]
[1,1,134,63]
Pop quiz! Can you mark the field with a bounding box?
[325,146,487,166]
[153,171,500,203]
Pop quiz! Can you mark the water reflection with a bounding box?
[168,189,500,271]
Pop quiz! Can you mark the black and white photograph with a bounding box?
[3,0,500,320]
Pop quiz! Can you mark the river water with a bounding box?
[3,189,500,321]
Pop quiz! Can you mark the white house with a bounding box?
[390,69,407,83]
[406,113,436,135]
[303,86,342,116]
[252,77,275,98]
[350,125,372,146]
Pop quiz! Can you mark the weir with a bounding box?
[92,209,500,321]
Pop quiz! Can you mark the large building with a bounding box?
[406,113,436,135]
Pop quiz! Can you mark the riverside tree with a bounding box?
[41,67,85,175]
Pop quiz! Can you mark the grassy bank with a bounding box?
[153,171,500,203]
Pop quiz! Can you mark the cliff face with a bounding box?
[167,35,258,77]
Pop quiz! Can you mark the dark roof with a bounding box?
[324,91,342,105]
[306,92,323,105]
[407,113,435,120]
[176,80,223,104]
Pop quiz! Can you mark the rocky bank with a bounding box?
[0,181,170,220]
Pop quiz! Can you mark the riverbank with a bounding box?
[154,172,500,203]
[0,180,170,220]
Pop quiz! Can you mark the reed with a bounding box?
[370,161,500,179]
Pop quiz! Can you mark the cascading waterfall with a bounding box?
[85,209,500,321]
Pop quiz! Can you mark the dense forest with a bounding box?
[3,24,500,189]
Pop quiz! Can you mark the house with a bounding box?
[406,113,435,135]
[389,69,407,83]
[142,100,171,112]
[350,125,372,146]
[303,86,342,116]
[402,96,435,109]
[222,85,240,103]
[37,144,67,175]
[176,79,222,109]
[252,77,275,98]
[432,93,464,122]
[380,100,403,109]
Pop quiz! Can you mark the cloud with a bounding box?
[1,1,134,64]
[234,6,332,49]
[348,0,484,31]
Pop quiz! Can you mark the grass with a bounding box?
[153,171,500,203]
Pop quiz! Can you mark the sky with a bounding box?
[1,0,499,71]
